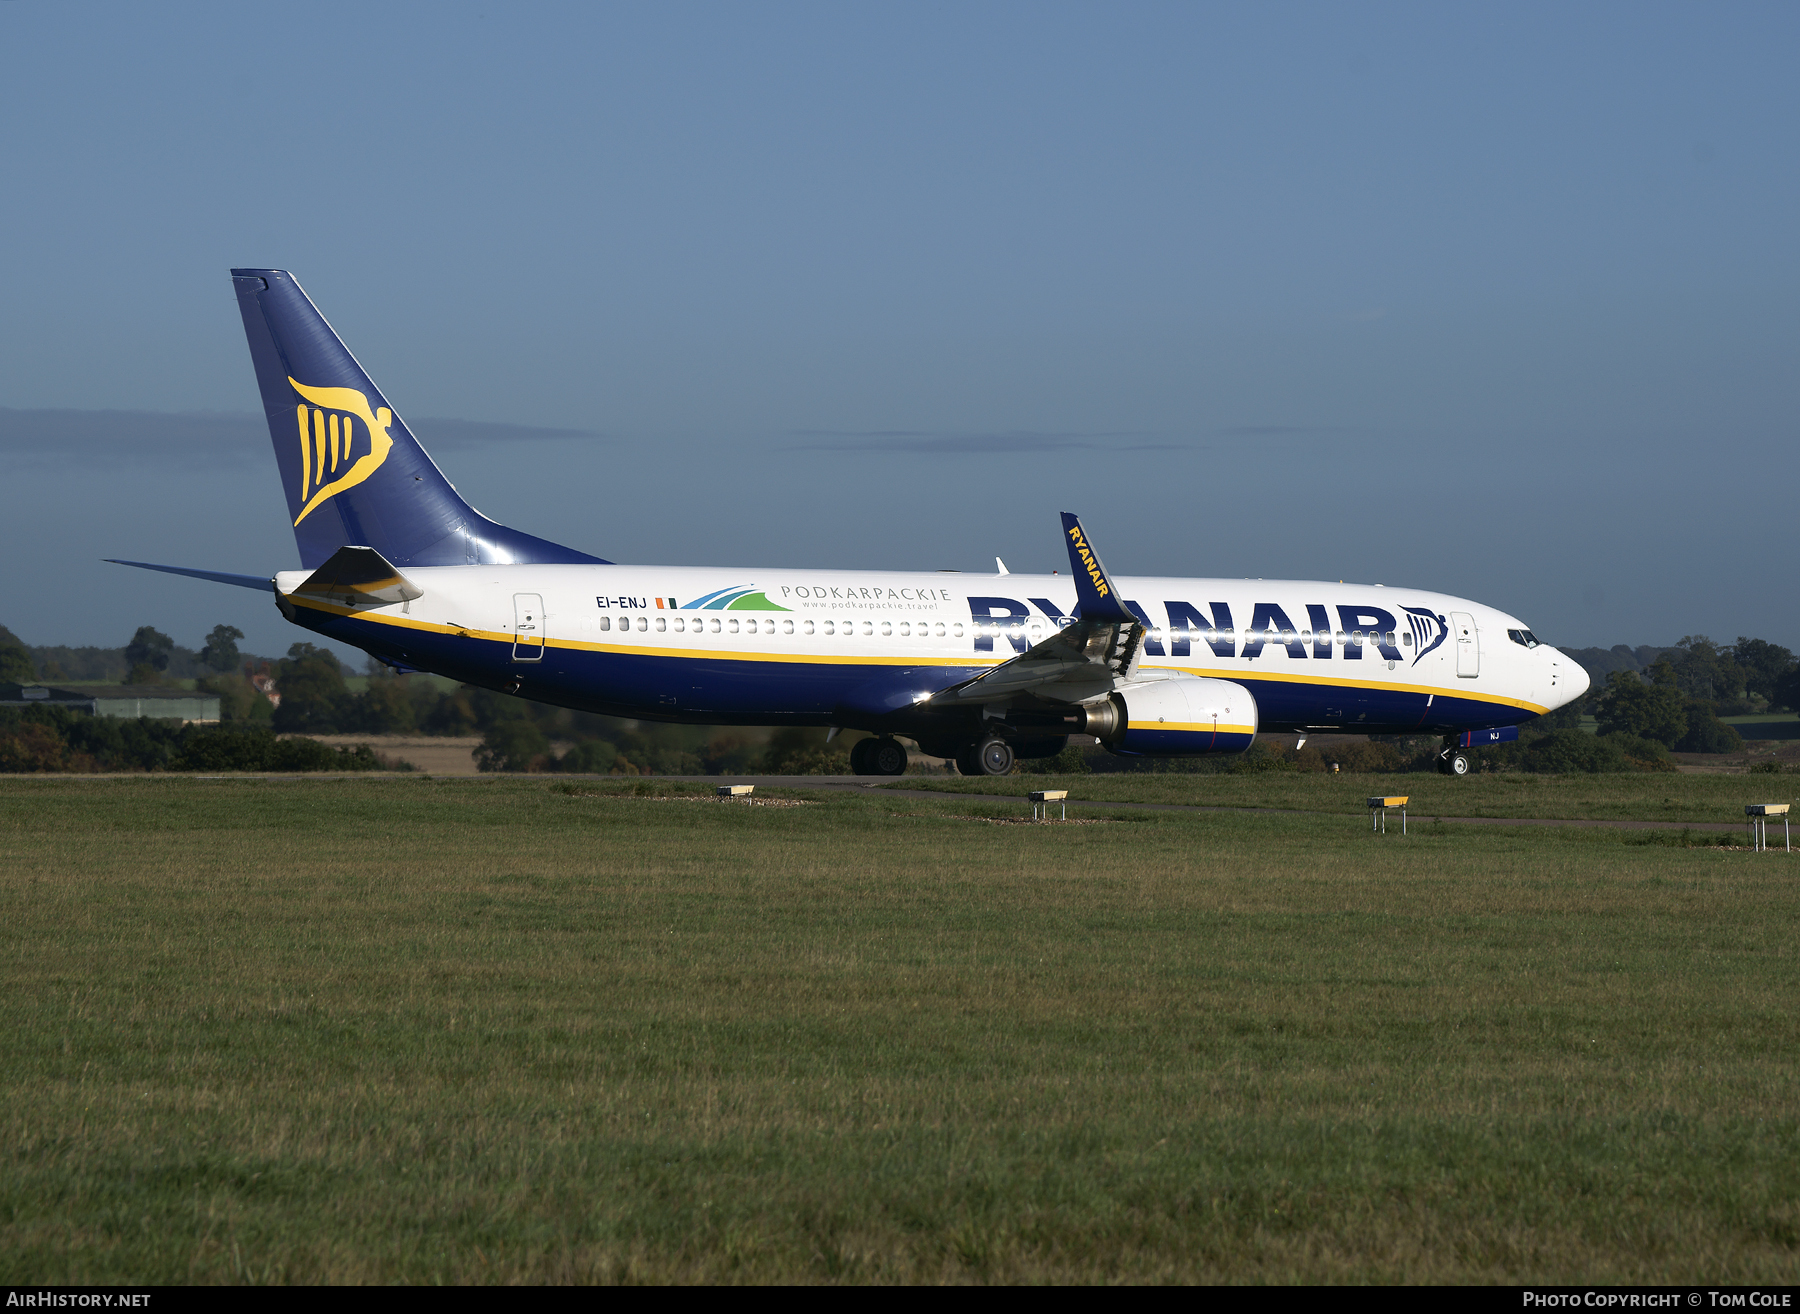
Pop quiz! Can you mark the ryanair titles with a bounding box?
[969,596,1450,663]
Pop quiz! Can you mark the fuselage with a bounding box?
[276,561,1588,737]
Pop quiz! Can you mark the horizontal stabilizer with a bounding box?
[287,545,423,609]
[106,560,275,592]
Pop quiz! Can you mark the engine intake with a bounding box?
[1076,677,1258,755]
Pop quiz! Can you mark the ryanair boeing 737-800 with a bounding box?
[111,269,1588,776]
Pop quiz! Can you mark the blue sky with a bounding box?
[2,2,1796,664]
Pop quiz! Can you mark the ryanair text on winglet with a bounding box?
[1067,525,1110,598]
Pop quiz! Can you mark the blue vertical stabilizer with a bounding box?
[230,269,607,569]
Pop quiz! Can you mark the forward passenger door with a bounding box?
[1452,611,1479,678]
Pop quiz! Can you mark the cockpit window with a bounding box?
[1508,628,1540,649]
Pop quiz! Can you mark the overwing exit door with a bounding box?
[513,593,545,661]
[1451,611,1479,678]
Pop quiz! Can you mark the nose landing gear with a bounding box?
[1437,738,1472,775]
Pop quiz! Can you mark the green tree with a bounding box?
[356,668,419,734]
[1595,670,1688,748]
[1774,666,1800,714]
[556,739,619,773]
[0,633,34,684]
[124,626,174,685]
[1675,705,1743,754]
[199,624,245,673]
[196,670,275,724]
[270,643,352,734]
[475,720,551,772]
[1523,729,1630,773]
[1666,636,1745,704]
[1731,637,1796,703]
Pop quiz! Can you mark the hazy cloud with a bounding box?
[1213,424,1356,438]
[783,426,1356,453]
[0,408,603,466]
[786,429,1164,454]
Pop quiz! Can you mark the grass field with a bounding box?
[3,775,1798,1284]
[885,769,1799,824]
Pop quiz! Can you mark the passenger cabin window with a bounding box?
[636,617,648,631]
[1508,629,1540,649]
[861,621,873,636]
[783,619,794,634]
[899,622,911,636]
[709,618,721,633]
[1403,632,1413,647]
[655,617,666,632]
[728,618,740,634]
[952,623,964,637]
[880,621,892,637]
[598,616,611,632]
[823,620,835,635]
[803,620,815,635]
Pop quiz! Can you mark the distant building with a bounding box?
[0,683,221,722]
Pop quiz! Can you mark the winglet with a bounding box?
[1059,513,1135,623]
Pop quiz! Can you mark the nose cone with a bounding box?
[1557,652,1591,705]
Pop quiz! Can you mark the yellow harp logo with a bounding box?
[289,377,396,526]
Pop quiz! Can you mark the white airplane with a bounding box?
[111,269,1589,777]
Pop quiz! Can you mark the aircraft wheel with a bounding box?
[849,737,876,775]
[1449,752,1471,776]
[869,737,909,776]
[974,737,1016,776]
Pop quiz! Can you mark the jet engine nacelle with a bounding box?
[1076,676,1259,755]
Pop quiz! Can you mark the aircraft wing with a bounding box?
[928,613,1144,705]
[929,512,1144,707]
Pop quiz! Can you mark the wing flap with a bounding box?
[933,615,1144,706]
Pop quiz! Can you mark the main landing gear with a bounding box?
[955,737,1016,777]
[850,736,910,777]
